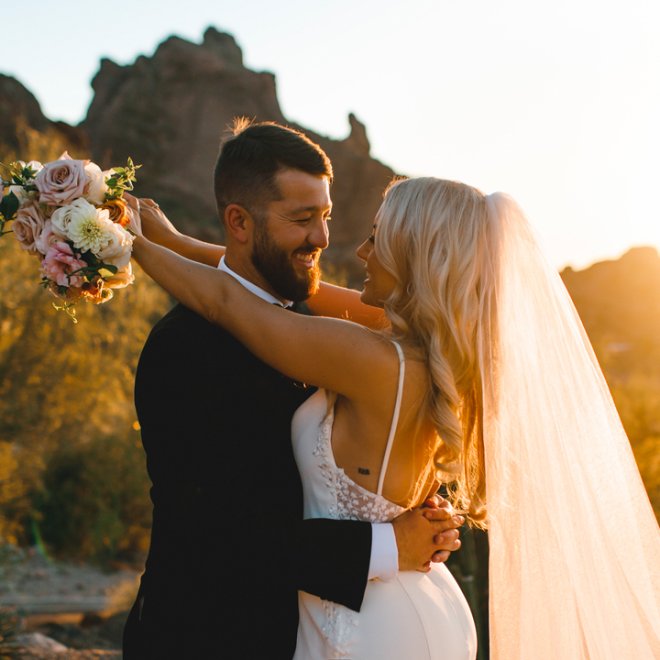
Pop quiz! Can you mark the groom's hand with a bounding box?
[392,502,464,572]
[422,495,463,566]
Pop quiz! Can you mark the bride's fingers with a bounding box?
[423,509,464,530]
[138,200,179,239]
[423,495,450,509]
[123,195,142,236]
[433,530,461,553]
[140,198,159,207]
[431,550,451,564]
[422,507,451,521]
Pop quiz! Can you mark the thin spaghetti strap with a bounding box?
[377,341,406,496]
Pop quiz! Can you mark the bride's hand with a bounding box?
[392,508,464,572]
[137,198,181,245]
[123,192,143,237]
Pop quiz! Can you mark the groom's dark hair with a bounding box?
[213,118,333,220]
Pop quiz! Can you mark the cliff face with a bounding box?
[561,246,660,376]
[0,74,86,154]
[81,27,395,277]
[82,29,287,234]
[0,28,395,280]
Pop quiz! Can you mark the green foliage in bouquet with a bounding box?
[0,153,143,323]
[104,157,141,201]
[0,162,41,235]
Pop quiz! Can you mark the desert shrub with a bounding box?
[34,431,152,562]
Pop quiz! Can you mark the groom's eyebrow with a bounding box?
[288,204,333,214]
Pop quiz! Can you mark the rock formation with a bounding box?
[0,28,396,282]
[0,74,86,155]
[561,246,660,362]
[81,27,396,280]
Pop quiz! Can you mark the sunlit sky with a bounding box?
[4,0,659,269]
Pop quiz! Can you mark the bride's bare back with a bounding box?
[330,346,438,508]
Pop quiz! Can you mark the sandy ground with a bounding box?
[0,545,141,658]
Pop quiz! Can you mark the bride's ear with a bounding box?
[224,204,253,244]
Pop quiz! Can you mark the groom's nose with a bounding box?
[308,216,330,250]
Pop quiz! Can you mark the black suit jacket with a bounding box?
[123,304,372,659]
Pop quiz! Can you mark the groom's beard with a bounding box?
[251,226,321,302]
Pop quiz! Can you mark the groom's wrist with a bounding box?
[368,523,398,581]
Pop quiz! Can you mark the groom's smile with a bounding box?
[292,247,321,270]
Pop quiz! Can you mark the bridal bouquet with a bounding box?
[0,153,140,318]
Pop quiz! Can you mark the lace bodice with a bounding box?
[306,390,405,522]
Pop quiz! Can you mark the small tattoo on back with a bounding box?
[358,467,371,475]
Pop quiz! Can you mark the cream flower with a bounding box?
[51,198,93,240]
[96,221,134,269]
[51,198,115,255]
[68,209,115,254]
[83,161,108,205]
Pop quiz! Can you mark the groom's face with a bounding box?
[251,168,331,301]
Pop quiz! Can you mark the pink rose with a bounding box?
[42,241,87,288]
[13,202,47,255]
[34,220,59,255]
[34,152,88,206]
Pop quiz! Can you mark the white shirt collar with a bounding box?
[218,256,292,308]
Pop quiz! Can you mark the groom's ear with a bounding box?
[224,204,253,244]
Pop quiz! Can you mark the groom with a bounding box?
[123,120,462,658]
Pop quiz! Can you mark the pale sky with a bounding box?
[4,0,659,269]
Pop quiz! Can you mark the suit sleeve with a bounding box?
[288,518,372,611]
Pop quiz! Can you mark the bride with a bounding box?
[130,177,659,658]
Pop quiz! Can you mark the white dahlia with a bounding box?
[52,198,114,255]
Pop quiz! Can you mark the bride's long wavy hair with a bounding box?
[375,177,494,525]
[375,178,660,657]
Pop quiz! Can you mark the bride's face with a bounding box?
[356,224,396,307]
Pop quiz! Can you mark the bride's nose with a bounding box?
[356,239,370,262]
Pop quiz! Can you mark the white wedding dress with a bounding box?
[292,341,478,659]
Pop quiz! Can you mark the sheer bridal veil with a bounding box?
[479,193,660,658]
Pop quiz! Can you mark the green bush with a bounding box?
[34,432,151,562]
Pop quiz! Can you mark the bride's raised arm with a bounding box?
[131,234,396,403]
[135,196,387,328]
[135,197,225,268]
[305,280,387,328]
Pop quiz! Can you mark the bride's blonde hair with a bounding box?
[375,177,492,525]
